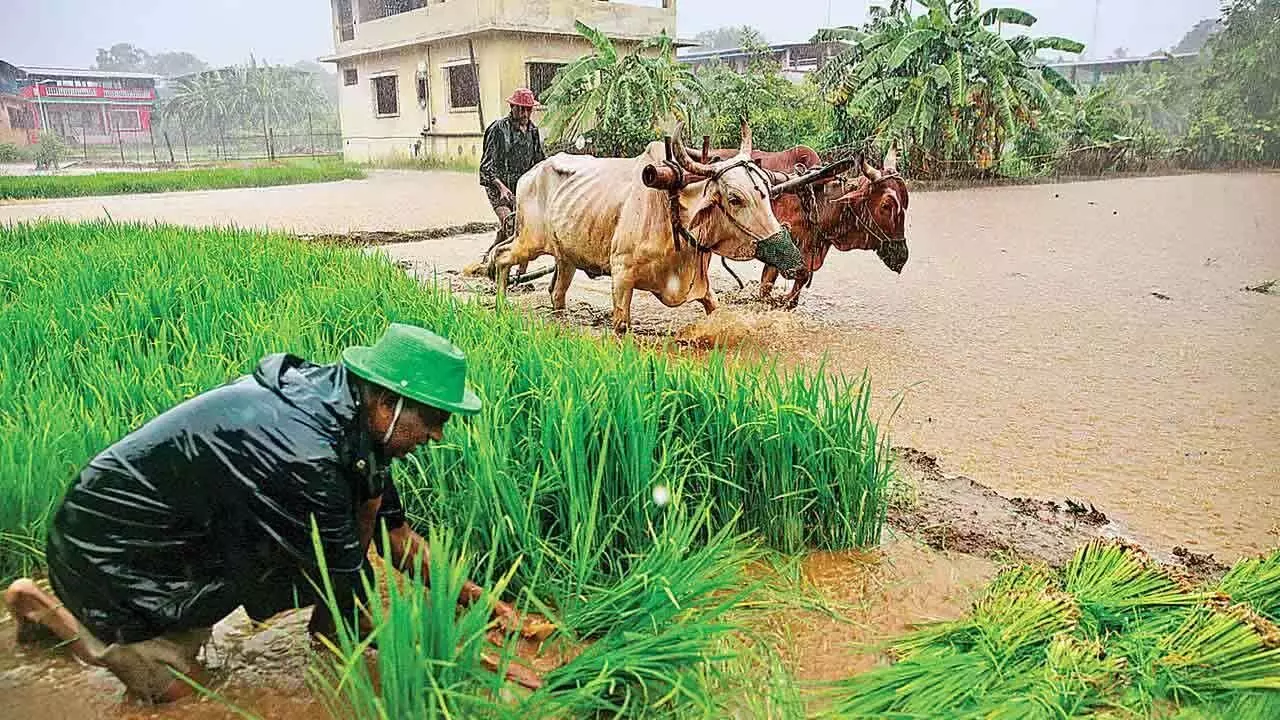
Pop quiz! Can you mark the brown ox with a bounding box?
[495,130,809,333]
[703,146,910,309]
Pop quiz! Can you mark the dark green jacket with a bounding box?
[479,115,545,192]
[46,354,392,644]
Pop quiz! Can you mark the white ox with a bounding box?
[495,129,806,334]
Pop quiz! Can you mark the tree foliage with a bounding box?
[1185,0,1280,164]
[694,39,831,152]
[816,0,1083,177]
[93,43,210,77]
[541,21,705,157]
[162,61,335,142]
[692,26,766,51]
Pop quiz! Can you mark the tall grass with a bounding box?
[0,159,364,200]
[826,543,1280,719]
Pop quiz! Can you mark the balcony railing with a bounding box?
[31,85,155,101]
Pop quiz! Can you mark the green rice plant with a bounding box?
[0,220,890,586]
[0,159,364,200]
[1063,540,1204,636]
[1219,548,1280,623]
[309,524,520,720]
[1148,605,1280,703]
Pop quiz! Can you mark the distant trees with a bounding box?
[93,43,210,77]
[692,26,767,50]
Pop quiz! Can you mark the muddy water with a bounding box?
[387,171,1280,561]
[761,538,997,683]
[0,608,329,720]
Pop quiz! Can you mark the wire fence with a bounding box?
[52,126,344,167]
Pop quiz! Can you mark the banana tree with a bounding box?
[541,21,706,157]
[817,0,1083,177]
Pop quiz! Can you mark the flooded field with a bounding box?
[385,171,1280,562]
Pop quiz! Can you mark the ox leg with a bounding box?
[550,258,575,311]
[697,288,719,316]
[611,277,636,335]
[760,265,779,300]
[782,268,810,310]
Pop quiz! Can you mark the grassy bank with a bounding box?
[0,159,364,201]
[0,220,890,714]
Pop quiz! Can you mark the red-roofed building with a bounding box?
[18,65,158,145]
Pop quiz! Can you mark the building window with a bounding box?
[336,0,355,41]
[344,68,359,86]
[373,74,399,116]
[447,64,479,109]
[527,63,564,104]
[416,73,427,107]
[359,0,427,22]
[108,109,142,131]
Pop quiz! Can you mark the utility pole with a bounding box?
[1090,0,1102,59]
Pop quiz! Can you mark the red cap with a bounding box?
[507,88,537,107]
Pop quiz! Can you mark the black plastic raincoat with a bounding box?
[46,353,391,645]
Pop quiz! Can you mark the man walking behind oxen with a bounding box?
[4,323,542,703]
[479,88,545,271]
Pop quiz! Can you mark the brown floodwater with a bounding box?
[389,171,1280,562]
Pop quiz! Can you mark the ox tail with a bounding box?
[721,257,745,291]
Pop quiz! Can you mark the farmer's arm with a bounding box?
[479,121,503,190]
[372,484,510,612]
[532,127,545,165]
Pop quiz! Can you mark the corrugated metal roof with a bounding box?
[19,65,158,80]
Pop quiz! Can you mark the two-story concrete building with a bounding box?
[321,0,677,162]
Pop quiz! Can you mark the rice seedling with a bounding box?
[1063,540,1204,636]
[0,159,364,200]
[1219,548,1280,623]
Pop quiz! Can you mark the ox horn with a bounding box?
[670,122,718,177]
[862,157,884,183]
[884,144,899,174]
[739,121,753,156]
[769,156,862,198]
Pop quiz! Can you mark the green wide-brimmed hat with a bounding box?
[342,323,482,416]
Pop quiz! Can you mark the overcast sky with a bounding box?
[1,1,1221,69]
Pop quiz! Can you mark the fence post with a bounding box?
[117,129,125,164]
[82,129,88,163]
[268,127,276,162]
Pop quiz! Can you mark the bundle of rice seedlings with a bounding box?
[828,566,1081,717]
[1219,549,1280,623]
[1145,604,1280,706]
[1063,540,1204,636]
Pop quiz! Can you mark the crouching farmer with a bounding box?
[5,323,538,703]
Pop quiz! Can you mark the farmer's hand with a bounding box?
[493,601,556,641]
[497,182,515,206]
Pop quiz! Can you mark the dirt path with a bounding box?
[0,169,492,233]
